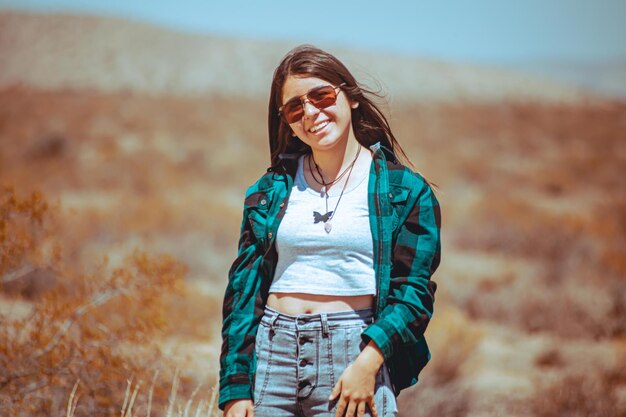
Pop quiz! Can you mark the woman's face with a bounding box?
[281,75,358,153]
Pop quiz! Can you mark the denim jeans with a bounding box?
[253,306,398,417]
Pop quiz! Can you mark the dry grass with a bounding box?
[0,186,220,416]
[525,360,626,417]
[397,307,480,417]
[64,373,221,417]
[426,307,484,386]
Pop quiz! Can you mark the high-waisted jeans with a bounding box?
[253,306,398,417]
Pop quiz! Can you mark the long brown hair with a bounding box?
[267,45,410,166]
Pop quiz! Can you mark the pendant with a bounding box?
[324,221,332,233]
[313,211,333,223]
[320,185,326,197]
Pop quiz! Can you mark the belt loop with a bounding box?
[269,311,279,339]
[320,313,329,338]
[294,315,302,334]
[270,311,280,328]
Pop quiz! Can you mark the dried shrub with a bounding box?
[398,382,471,417]
[0,187,223,416]
[534,348,565,369]
[0,186,54,279]
[528,365,626,417]
[454,194,626,339]
[427,307,483,386]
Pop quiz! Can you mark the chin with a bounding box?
[312,137,341,151]
[312,130,347,149]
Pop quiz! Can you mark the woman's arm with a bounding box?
[362,176,441,366]
[219,188,268,410]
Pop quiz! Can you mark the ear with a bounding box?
[350,101,359,109]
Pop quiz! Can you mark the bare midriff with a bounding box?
[266,292,374,316]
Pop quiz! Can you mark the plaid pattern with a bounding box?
[219,143,441,409]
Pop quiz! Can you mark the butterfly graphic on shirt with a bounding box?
[313,211,333,224]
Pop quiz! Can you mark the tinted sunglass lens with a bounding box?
[283,104,303,124]
[309,86,336,107]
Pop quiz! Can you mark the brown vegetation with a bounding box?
[0,186,220,415]
[2,84,625,415]
[527,359,626,417]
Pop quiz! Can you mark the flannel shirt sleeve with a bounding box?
[362,178,442,360]
[218,190,265,410]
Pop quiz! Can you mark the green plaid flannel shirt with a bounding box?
[219,143,441,410]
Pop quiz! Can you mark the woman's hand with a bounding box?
[223,399,254,417]
[329,341,385,417]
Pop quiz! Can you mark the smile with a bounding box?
[308,120,330,133]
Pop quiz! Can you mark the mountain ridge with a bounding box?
[0,10,598,103]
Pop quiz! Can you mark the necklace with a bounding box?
[309,146,361,197]
[309,147,361,233]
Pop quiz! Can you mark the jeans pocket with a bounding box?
[253,323,273,407]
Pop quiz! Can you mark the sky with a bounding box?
[1,0,625,66]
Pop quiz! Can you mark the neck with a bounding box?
[311,138,361,181]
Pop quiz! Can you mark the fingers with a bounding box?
[345,401,357,417]
[368,397,379,417]
[357,401,366,417]
[338,398,374,417]
[335,396,377,417]
[329,379,342,401]
[335,397,346,417]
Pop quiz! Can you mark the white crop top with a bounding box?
[269,154,376,296]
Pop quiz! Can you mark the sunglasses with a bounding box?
[279,83,346,124]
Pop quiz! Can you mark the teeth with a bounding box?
[309,120,329,133]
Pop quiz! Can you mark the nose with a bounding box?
[302,99,319,117]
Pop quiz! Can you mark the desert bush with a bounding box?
[0,187,224,416]
[453,195,626,339]
[461,270,620,339]
[426,306,484,386]
[526,363,626,417]
[0,186,54,281]
[398,382,471,417]
[454,198,596,262]
[392,303,482,416]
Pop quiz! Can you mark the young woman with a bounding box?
[219,45,441,417]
